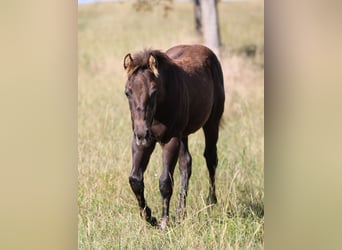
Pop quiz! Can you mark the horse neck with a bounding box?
[154,65,189,129]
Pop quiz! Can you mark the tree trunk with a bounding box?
[200,0,221,57]
[193,0,202,36]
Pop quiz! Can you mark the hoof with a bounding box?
[159,217,169,230]
[148,216,158,227]
[207,194,217,205]
[141,206,157,226]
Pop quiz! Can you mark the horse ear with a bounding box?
[148,54,159,77]
[123,53,133,75]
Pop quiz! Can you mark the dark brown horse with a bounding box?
[123,44,225,229]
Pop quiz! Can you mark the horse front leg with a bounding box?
[159,137,180,230]
[129,139,157,226]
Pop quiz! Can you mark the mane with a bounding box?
[131,49,174,69]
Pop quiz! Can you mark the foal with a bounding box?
[123,44,225,229]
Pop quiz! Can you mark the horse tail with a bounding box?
[208,51,225,125]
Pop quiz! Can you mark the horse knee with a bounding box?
[185,153,192,168]
[129,175,144,194]
[204,148,218,167]
[159,176,173,198]
[180,153,192,175]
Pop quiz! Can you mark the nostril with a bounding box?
[134,129,150,142]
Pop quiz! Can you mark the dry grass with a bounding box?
[79,1,264,249]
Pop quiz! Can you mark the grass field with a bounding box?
[78,1,264,249]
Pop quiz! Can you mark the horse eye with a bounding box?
[124,90,130,97]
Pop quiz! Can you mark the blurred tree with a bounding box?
[199,0,221,56]
[133,0,173,15]
[133,0,221,56]
[193,0,202,36]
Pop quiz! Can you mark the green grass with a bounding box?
[79,1,264,249]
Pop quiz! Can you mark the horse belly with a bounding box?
[183,83,214,135]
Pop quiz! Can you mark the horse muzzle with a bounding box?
[134,130,152,147]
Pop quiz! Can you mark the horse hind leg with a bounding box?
[203,120,220,205]
[176,137,192,221]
